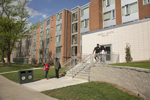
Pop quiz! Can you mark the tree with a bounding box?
[0,0,30,67]
[0,40,7,66]
[125,43,133,63]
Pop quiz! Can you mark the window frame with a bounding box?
[143,0,150,5]
[81,7,89,16]
[56,24,62,31]
[72,23,78,33]
[46,19,50,26]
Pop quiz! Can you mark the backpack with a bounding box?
[43,66,46,71]
[59,63,61,69]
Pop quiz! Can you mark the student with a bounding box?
[45,60,50,80]
[100,47,106,63]
[55,58,60,79]
[93,44,101,60]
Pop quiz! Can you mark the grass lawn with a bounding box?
[42,82,141,100]
[109,61,150,69]
[2,67,69,83]
[0,63,44,73]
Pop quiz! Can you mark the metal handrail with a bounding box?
[61,53,80,67]
[65,54,91,77]
[71,54,93,76]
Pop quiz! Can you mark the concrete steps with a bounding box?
[65,62,91,80]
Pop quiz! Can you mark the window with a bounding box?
[72,34,77,45]
[40,41,43,46]
[130,2,138,14]
[46,38,49,45]
[45,48,49,54]
[72,23,78,33]
[57,13,62,21]
[37,33,38,36]
[46,19,50,26]
[51,27,53,30]
[122,2,138,16]
[112,10,115,19]
[39,49,43,54]
[56,35,61,43]
[46,29,50,35]
[51,17,53,21]
[103,10,115,21]
[51,37,53,41]
[41,23,44,29]
[56,24,62,31]
[81,7,89,16]
[103,0,115,7]
[36,41,38,44]
[81,19,89,28]
[56,47,61,53]
[72,13,78,22]
[143,0,150,5]
[40,31,43,37]
[72,46,77,56]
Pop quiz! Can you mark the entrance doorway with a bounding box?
[100,45,111,61]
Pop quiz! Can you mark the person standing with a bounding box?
[45,60,50,80]
[55,58,60,79]
[93,44,101,60]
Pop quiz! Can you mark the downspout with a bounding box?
[65,10,68,63]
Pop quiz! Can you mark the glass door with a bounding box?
[105,46,111,61]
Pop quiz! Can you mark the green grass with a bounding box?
[109,61,150,69]
[0,63,44,73]
[2,67,69,83]
[42,82,141,100]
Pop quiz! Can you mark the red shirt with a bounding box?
[45,64,50,70]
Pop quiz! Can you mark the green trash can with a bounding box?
[26,70,33,83]
[18,70,33,84]
[18,71,27,84]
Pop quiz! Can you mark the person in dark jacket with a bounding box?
[55,58,60,79]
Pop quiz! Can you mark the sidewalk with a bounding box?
[23,76,88,92]
[0,75,57,100]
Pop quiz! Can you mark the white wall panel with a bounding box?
[83,20,150,62]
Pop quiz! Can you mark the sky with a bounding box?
[27,0,91,25]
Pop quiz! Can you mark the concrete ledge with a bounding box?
[90,65,150,100]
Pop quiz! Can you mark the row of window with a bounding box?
[122,2,138,16]
[103,0,149,7]
[143,0,150,5]
[103,2,138,21]
[103,0,115,7]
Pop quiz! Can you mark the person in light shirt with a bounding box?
[100,47,106,63]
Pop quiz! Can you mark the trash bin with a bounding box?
[18,71,27,84]
[18,70,33,84]
[26,70,33,83]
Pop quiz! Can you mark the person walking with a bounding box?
[100,47,106,64]
[55,58,60,79]
[93,44,101,60]
[45,60,50,80]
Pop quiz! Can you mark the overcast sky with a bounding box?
[27,0,90,25]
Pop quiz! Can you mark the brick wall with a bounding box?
[89,0,103,32]
[49,15,56,64]
[138,0,150,20]
[115,0,122,25]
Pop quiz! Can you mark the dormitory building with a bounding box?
[11,0,150,64]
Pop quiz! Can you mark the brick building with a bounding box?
[11,0,150,64]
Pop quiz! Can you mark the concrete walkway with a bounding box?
[23,76,88,92]
[0,75,57,100]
